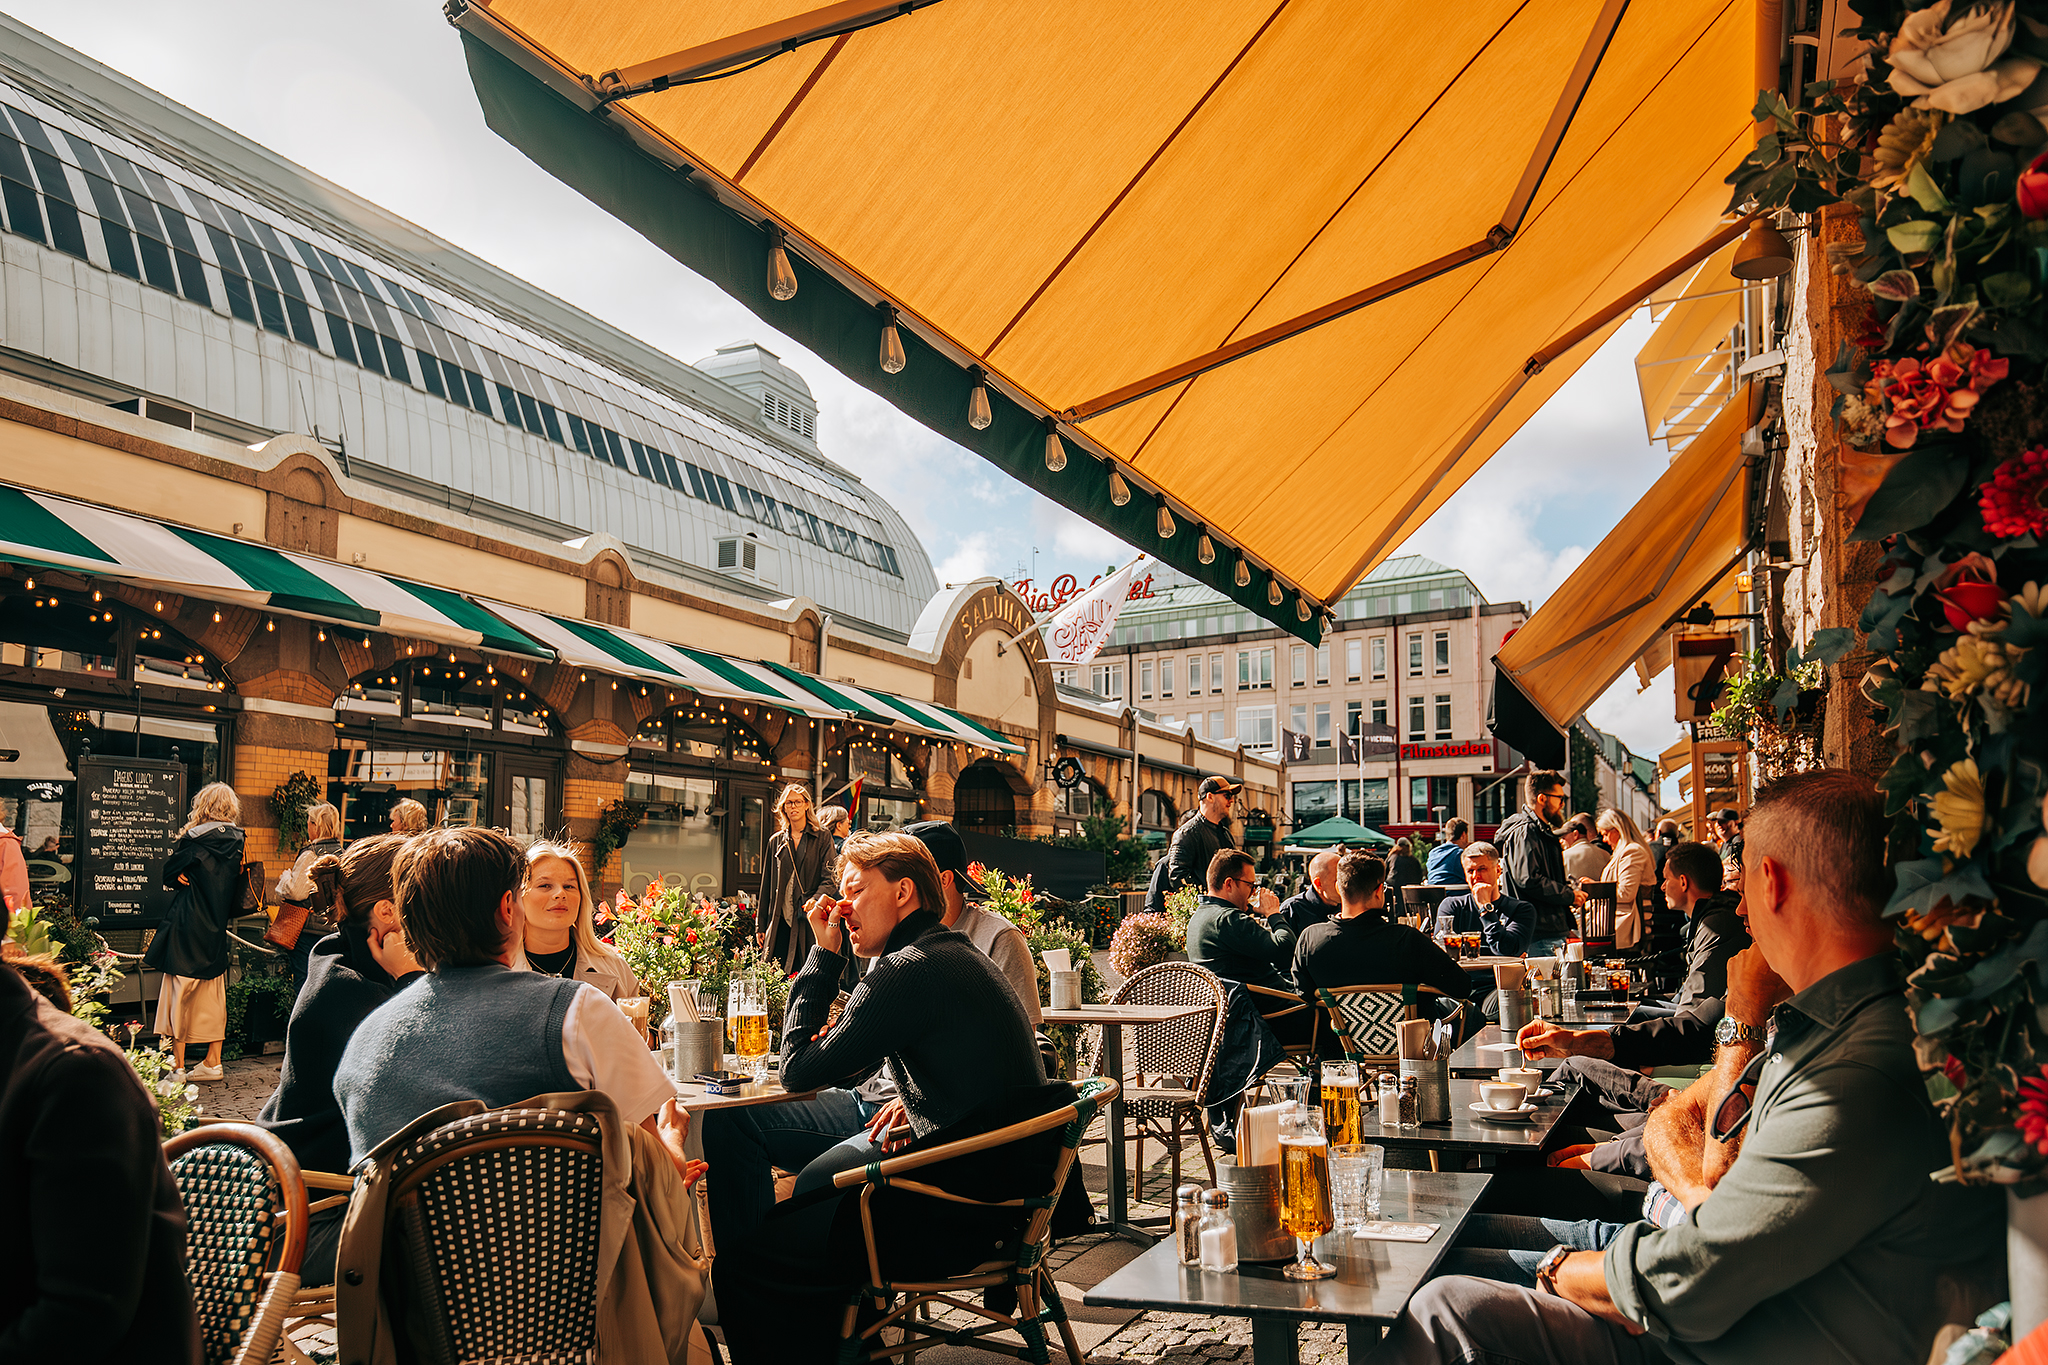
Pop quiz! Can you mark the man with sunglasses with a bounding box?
[1493,771,1584,955]
[1371,769,2001,1365]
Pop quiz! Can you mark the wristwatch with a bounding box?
[1534,1243,1572,1295]
[1714,1016,1768,1048]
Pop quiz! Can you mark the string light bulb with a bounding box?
[1155,496,1176,539]
[213,610,222,623]
[967,366,992,430]
[92,589,101,602]
[1197,526,1216,565]
[764,223,798,301]
[21,577,31,590]
[1234,553,1252,588]
[1043,419,1067,473]
[1295,594,1312,623]
[877,303,906,374]
[1107,462,1132,507]
[266,618,275,631]
[1267,578,1283,607]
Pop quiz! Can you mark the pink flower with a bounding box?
[1865,344,2009,448]
[1981,446,2048,539]
[615,890,632,912]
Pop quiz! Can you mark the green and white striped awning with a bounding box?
[758,661,1024,756]
[479,603,847,719]
[0,483,551,657]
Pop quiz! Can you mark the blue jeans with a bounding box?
[699,1087,880,1247]
[1526,936,1570,959]
[1434,1213,1626,1285]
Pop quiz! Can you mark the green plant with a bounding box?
[610,883,736,1029]
[14,906,125,1028]
[1708,646,1834,737]
[592,799,645,867]
[1163,883,1200,944]
[269,771,321,853]
[121,1028,204,1138]
[225,968,297,1044]
[61,940,124,1032]
[6,904,55,956]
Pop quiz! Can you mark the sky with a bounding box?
[6,0,1686,800]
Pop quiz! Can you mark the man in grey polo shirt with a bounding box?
[1371,769,2001,1365]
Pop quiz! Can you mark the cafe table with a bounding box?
[1084,1169,1491,1364]
[1447,1009,1635,1078]
[1364,1078,1568,1161]
[1043,1001,1214,1238]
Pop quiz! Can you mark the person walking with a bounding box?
[1166,776,1240,893]
[1493,771,1583,956]
[0,819,28,914]
[276,802,344,996]
[761,782,837,972]
[143,782,244,1083]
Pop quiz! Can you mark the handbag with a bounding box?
[240,859,265,912]
[265,898,312,950]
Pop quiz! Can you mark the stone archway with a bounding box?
[953,761,1020,834]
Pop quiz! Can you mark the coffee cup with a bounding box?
[1479,1081,1527,1111]
[1497,1067,1543,1091]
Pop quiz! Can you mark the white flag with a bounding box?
[1042,556,1149,666]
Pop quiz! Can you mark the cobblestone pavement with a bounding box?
[202,1046,1379,1361]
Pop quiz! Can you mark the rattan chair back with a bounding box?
[1313,984,1462,1067]
[1106,960,1227,1095]
[384,1108,605,1365]
[165,1122,308,1365]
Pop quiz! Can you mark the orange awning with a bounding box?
[453,0,1758,637]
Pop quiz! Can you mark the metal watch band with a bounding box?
[1716,1017,1767,1047]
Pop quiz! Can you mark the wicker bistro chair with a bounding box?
[1093,962,1227,1205]
[373,1107,608,1365]
[164,1122,309,1365]
[1312,984,1467,1069]
[830,1077,1118,1365]
[1243,982,1318,1068]
[275,1170,354,1365]
[1578,880,1620,955]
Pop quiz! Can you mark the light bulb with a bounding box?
[967,366,992,430]
[878,304,906,374]
[765,224,797,301]
[21,578,31,590]
[1197,527,1216,565]
[1234,554,1252,588]
[1108,463,1132,507]
[1296,594,1312,622]
[1268,578,1283,607]
[266,618,275,631]
[1155,497,1176,539]
[1044,420,1067,472]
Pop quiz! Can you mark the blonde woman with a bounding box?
[761,783,835,972]
[512,840,637,999]
[1593,808,1656,949]
[818,804,852,850]
[277,801,344,995]
[388,798,429,835]
[143,782,244,1081]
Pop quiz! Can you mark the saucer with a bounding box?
[1468,1102,1538,1121]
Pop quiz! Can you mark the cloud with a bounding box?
[933,533,998,586]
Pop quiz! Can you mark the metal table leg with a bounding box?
[1346,1321,1379,1364]
[1251,1316,1299,1364]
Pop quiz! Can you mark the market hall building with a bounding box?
[0,19,1280,927]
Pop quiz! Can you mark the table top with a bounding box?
[672,1077,819,1111]
[1363,1078,1568,1153]
[1042,1003,1212,1026]
[1447,1014,1632,1076]
[1084,1170,1491,1325]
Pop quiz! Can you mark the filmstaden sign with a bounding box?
[1400,740,1495,762]
[1013,570,1156,615]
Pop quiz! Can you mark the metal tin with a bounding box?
[1050,969,1082,1010]
[1219,1164,1296,1261]
[1497,986,1534,1035]
[1400,1055,1450,1123]
[672,1018,725,1083]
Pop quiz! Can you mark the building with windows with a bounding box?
[1063,556,1529,836]
[0,18,1280,946]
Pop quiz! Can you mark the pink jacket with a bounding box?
[0,829,29,914]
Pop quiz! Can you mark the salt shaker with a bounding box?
[1399,1075,1419,1128]
[1377,1072,1399,1127]
[1198,1188,1238,1272]
[1174,1184,1204,1265]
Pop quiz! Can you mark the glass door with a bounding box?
[496,755,561,841]
[728,782,768,897]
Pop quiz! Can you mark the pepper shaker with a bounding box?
[1399,1075,1419,1128]
[1174,1184,1205,1266]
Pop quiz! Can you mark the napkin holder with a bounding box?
[671,1018,725,1082]
[1220,1163,1298,1261]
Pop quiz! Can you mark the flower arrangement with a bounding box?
[1727,0,2048,1185]
[1108,913,1181,979]
[609,883,732,1029]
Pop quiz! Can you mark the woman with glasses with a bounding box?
[761,783,836,972]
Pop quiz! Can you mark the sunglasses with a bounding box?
[1709,1051,1768,1143]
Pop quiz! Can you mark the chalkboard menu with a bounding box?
[77,755,186,925]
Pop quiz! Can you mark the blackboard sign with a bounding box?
[77,755,186,925]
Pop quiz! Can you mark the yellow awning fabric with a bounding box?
[453,0,1756,632]
[1492,387,1756,733]
[1658,736,1692,781]
[1635,242,1747,452]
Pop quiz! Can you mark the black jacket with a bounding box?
[1609,999,1722,1070]
[1275,886,1340,938]
[1388,852,1426,894]
[1166,813,1234,894]
[1438,891,1538,957]
[763,824,837,973]
[0,964,200,1363]
[1143,854,1172,917]
[1676,891,1749,1007]
[1292,912,1473,1006]
[143,822,245,980]
[257,919,423,1174]
[1494,807,1576,937]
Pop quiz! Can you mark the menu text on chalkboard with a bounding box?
[77,756,186,925]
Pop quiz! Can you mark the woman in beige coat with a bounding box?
[1593,808,1655,950]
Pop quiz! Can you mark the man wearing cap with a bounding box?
[1713,808,1744,880]
[903,821,1041,1029]
[1167,776,1241,895]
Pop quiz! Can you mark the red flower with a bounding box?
[2023,151,2048,219]
[1933,553,2008,631]
[1865,344,2009,449]
[2021,1073,2048,1155]
[686,929,698,944]
[1942,1054,1966,1088]
[1981,446,2048,539]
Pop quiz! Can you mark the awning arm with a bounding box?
[587,0,944,101]
[1064,0,1635,423]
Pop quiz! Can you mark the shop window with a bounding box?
[0,588,120,676]
[953,763,1016,833]
[1352,778,1389,826]
[863,794,921,833]
[329,742,488,842]
[1292,780,1336,823]
[620,771,724,899]
[850,745,914,791]
[1408,776,1458,823]
[1053,779,1103,820]
[1475,778,1512,826]
[1139,788,1175,830]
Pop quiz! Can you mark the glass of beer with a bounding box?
[1278,1107,1336,1280]
[1320,1061,1361,1145]
[730,979,771,1082]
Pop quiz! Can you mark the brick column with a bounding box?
[565,719,629,894]
[231,670,336,875]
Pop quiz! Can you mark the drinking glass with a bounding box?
[1320,1061,1361,1145]
[1278,1107,1335,1280]
[730,979,771,1081]
[1328,1143,1383,1230]
[1268,1074,1310,1111]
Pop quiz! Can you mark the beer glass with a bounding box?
[730,979,771,1081]
[1278,1107,1336,1280]
[1320,1061,1361,1145]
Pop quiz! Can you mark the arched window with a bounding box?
[954,762,1018,834]
[632,710,775,770]
[1140,789,1176,831]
